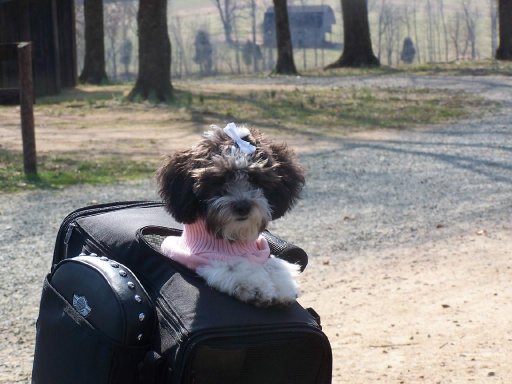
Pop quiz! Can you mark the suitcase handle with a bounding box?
[262,230,308,272]
[139,226,308,272]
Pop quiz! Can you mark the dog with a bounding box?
[157,123,305,306]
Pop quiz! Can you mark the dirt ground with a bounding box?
[3,230,510,383]
[1,78,511,383]
[298,230,512,383]
[0,82,352,161]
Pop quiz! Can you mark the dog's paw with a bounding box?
[262,257,300,305]
[197,260,277,306]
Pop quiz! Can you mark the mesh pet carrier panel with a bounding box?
[188,333,329,384]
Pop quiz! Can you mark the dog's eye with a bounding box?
[196,173,229,198]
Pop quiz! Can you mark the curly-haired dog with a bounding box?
[157,123,305,306]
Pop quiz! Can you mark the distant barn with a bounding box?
[263,5,336,49]
[0,0,77,97]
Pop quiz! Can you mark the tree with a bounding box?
[79,0,108,84]
[496,0,512,60]
[272,0,298,74]
[128,0,173,102]
[326,0,380,68]
[411,0,421,63]
[376,1,402,65]
[425,0,436,62]
[120,39,133,76]
[491,0,498,55]
[248,0,259,72]
[170,17,192,78]
[212,0,238,45]
[448,12,463,60]
[461,0,478,60]
[104,3,122,80]
[437,0,449,62]
[242,40,262,71]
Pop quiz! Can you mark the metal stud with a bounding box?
[79,252,87,256]
[90,253,98,257]
[127,282,135,289]
[139,313,145,322]
[100,256,108,261]
[119,270,127,277]
[137,333,143,341]
[110,261,119,268]
[134,295,142,303]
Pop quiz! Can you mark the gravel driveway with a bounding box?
[1,74,511,382]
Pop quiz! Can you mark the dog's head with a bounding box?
[157,124,305,241]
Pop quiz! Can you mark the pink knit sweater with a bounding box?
[161,219,270,270]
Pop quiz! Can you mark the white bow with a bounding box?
[223,122,256,155]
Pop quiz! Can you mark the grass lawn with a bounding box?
[0,149,154,194]
[0,69,500,193]
[305,59,512,77]
[182,86,493,136]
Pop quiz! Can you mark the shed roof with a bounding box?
[266,5,333,14]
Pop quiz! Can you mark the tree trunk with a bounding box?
[214,0,234,45]
[426,0,435,62]
[128,0,173,102]
[272,0,298,74]
[496,0,512,60]
[325,0,380,68]
[232,16,242,74]
[79,0,108,84]
[491,0,498,56]
[438,0,449,62]
[250,0,259,72]
[412,0,421,63]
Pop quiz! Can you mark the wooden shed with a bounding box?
[263,5,336,49]
[0,0,77,97]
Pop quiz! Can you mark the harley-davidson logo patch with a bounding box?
[73,294,92,317]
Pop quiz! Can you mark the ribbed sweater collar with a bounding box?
[161,219,270,270]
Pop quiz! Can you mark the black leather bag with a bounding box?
[32,256,156,384]
[32,201,332,384]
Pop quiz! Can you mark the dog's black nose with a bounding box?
[233,200,252,217]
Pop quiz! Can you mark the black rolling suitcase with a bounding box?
[32,201,332,384]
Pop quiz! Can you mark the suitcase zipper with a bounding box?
[63,222,77,259]
[64,222,76,246]
[59,201,162,233]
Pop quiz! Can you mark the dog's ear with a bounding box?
[267,143,305,220]
[157,150,200,223]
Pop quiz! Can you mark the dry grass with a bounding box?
[0,78,498,193]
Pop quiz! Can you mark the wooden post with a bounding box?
[17,42,37,176]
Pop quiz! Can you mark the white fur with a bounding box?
[197,257,300,306]
[262,257,301,304]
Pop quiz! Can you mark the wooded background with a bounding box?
[74,0,502,80]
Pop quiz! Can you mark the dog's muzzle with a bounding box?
[233,200,252,219]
